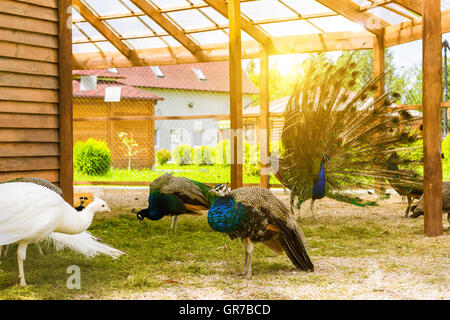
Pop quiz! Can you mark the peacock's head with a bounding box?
[131,207,164,223]
[209,184,231,197]
[87,198,111,213]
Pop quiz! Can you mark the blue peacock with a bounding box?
[208,184,314,279]
[273,54,422,218]
[133,173,218,230]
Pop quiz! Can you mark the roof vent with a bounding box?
[192,67,207,81]
[150,66,164,78]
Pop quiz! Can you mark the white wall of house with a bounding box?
[143,88,255,151]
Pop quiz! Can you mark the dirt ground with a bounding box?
[76,186,449,300]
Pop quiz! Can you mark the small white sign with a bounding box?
[104,86,122,102]
[80,75,97,91]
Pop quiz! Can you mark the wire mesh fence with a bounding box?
[72,34,450,186]
[72,61,283,186]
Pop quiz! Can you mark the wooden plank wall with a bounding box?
[0,0,64,187]
[73,98,156,169]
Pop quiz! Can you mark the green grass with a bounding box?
[74,163,279,185]
[0,206,447,299]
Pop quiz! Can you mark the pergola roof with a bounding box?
[72,1,450,69]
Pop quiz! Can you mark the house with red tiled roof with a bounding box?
[106,61,258,151]
[73,61,259,167]
[72,72,163,169]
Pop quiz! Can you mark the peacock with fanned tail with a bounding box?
[273,55,422,218]
[208,185,314,279]
[133,173,219,230]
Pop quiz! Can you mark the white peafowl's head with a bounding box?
[85,198,112,213]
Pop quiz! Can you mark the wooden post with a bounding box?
[373,32,386,196]
[422,0,443,236]
[58,0,73,205]
[228,0,243,190]
[259,46,270,189]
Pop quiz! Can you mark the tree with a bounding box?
[118,131,141,170]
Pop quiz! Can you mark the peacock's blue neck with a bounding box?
[312,161,326,199]
[208,196,247,233]
[145,193,166,220]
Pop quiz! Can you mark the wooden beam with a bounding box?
[384,10,450,47]
[72,0,142,65]
[315,0,389,35]
[373,33,385,100]
[203,0,272,48]
[128,0,206,61]
[259,46,270,189]
[72,30,374,69]
[228,0,243,190]
[422,0,443,236]
[393,0,422,15]
[373,32,386,196]
[58,0,73,205]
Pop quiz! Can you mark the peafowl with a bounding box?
[133,173,218,231]
[411,181,450,230]
[274,54,422,218]
[386,152,423,217]
[0,177,63,259]
[208,184,313,279]
[0,182,124,286]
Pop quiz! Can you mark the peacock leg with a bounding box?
[2,244,8,258]
[405,197,413,217]
[238,238,249,276]
[36,243,44,256]
[170,215,178,231]
[17,241,28,286]
[245,239,254,279]
[0,246,2,263]
[310,199,317,220]
[445,212,450,231]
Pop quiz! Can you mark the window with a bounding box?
[192,67,207,81]
[108,67,118,73]
[193,129,203,146]
[155,129,160,149]
[150,66,164,78]
[170,129,184,151]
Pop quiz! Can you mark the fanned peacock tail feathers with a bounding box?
[279,54,422,209]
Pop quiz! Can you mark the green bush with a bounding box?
[270,140,284,157]
[244,163,260,176]
[156,148,171,166]
[442,136,450,169]
[214,140,260,165]
[172,145,192,165]
[74,138,111,176]
[193,146,214,165]
[214,140,231,165]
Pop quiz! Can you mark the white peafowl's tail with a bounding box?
[45,231,125,259]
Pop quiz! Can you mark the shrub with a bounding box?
[156,149,172,166]
[442,136,450,169]
[214,140,260,165]
[193,146,214,165]
[244,163,260,176]
[172,144,192,165]
[270,140,284,158]
[214,140,231,165]
[74,138,111,176]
